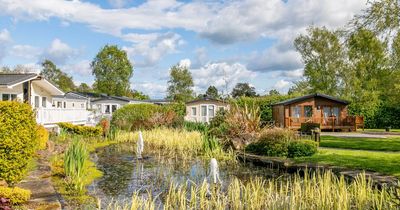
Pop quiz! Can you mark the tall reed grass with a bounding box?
[104,171,398,210]
[64,138,88,193]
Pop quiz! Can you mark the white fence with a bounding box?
[36,108,91,126]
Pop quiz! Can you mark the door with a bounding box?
[332,107,340,125]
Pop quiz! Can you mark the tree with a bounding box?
[91,45,133,96]
[41,60,76,92]
[167,64,194,102]
[76,83,92,92]
[231,83,257,98]
[268,89,280,96]
[294,27,346,96]
[127,89,150,100]
[287,80,311,96]
[205,86,219,99]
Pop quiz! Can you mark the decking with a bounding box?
[285,116,364,131]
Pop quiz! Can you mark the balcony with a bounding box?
[284,116,364,131]
[36,108,91,127]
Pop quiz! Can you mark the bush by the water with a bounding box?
[246,128,317,158]
[0,186,31,205]
[111,103,183,130]
[288,140,318,158]
[36,125,49,150]
[183,121,208,133]
[58,122,102,137]
[0,101,38,185]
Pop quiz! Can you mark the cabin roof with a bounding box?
[0,73,38,86]
[272,93,349,106]
[186,97,227,105]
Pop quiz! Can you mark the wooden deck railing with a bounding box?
[285,116,364,131]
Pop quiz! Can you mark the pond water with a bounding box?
[88,143,284,207]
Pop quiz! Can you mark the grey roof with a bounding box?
[273,93,349,106]
[0,73,38,86]
[91,95,132,102]
[186,97,227,104]
[143,99,171,103]
[53,94,88,100]
[69,92,102,99]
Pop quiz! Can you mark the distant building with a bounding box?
[185,97,229,123]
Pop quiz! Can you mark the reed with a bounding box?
[63,138,88,193]
[105,171,398,210]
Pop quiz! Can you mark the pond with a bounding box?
[87,143,284,207]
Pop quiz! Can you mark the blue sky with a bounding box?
[0,0,368,98]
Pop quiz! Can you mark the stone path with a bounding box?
[17,150,62,210]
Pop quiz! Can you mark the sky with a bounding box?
[0,0,369,98]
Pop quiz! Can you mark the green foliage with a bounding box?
[0,101,38,186]
[64,139,88,194]
[41,59,76,92]
[287,140,318,158]
[76,83,92,92]
[234,95,291,123]
[58,123,102,137]
[91,45,133,96]
[231,83,257,98]
[36,125,49,150]
[300,123,320,134]
[208,109,228,139]
[246,128,296,157]
[0,186,31,204]
[167,64,194,102]
[205,85,220,99]
[183,121,209,133]
[127,89,150,100]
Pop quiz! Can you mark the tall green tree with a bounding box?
[167,64,194,102]
[231,83,257,98]
[205,85,219,99]
[287,80,311,96]
[268,89,280,96]
[294,27,346,96]
[91,45,133,96]
[41,60,76,92]
[127,89,150,100]
[76,83,92,92]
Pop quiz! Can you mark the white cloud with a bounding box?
[41,38,78,64]
[178,59,191,68]
[273,79,291,91]
[10,45,42,60]
[191,62,257,94]
[62,59,92,76]
[123,32,183,67]
[0,29,12,62]
[279,69,304,78]
[132,82,167,98]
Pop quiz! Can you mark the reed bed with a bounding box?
[64,138,88,193]
[104,171,398,210]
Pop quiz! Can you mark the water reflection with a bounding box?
[88,143,281,206]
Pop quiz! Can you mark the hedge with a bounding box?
[58,122,102,137]
[287,140,318,158]
[0,186,31,204]
[0,101,38,185]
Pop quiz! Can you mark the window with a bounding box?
[57,101,62,108]
[191,107,197,116]
[105,105,110,114]
[34,96,40,108]
[1,94,17,101]
[291,106,301,118]
[42,97,47,108]
[304,105,313,117]
[72,103,75,108]
[208,105,215,117]
[201,105,207,116]
[323,107,331,118]
[81,103,84,108]
[63,102,66,108]
[112,105,117,113]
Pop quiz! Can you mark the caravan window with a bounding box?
[42,97,47,108]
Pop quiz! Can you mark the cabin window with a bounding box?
[323,107,331,118]
[42,97,47,108]
[34,96,40,108]
[191,107,197,116]
[291,106,301,118]
[112,105,117,113]
[1,94,17,101]
[105,105,110,114]
[304,105,313,117]
[208,105,215,117]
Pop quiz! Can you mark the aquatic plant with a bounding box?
[64,138,88,193]
[104,171,398,210]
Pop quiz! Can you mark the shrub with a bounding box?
[246,128,296,157]
[288,140,318,158]
[0,186,31,204]
[209,110,229,139]
[36,125,49,150]
[0,101,38,186]
[300,123,320,133]
[183,121,209,133]
[98,118,110,138]
[58,122,102,137]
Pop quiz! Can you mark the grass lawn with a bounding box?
[363,128,400,133]
[320,136,400,151]
[295,148,400,177]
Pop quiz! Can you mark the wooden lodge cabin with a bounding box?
[272,93,364,131]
